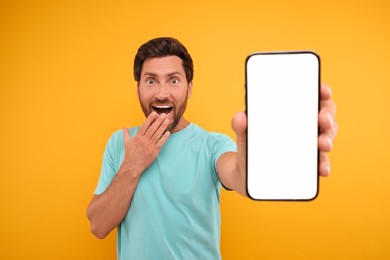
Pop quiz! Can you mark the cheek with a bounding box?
[138,88,154,102]
[174,89,190,102]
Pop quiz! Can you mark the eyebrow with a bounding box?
[143,72,158,78]
[142,71,183,78]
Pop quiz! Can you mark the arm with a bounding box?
[86,112,170,239]
[217,113,247,197]
[86,164,142,239]
[217,83,338,197]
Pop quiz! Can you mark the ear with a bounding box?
[187,81,193,99]
[136,82,140,99]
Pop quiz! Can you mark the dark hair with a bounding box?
[133,37,194,83]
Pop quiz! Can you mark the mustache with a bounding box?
[151,99,174,106]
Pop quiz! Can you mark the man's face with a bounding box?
[138,56,192,133]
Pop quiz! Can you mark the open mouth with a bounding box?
[152,105,174,115]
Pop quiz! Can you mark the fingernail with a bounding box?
[328,86,332,97]
[326,165,330,175]
[327,113,333,127]
[326,137,333,150]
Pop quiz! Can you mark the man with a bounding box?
[87,37,338,259]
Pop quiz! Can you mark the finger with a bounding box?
[232,112,247,163]
[138,111,159,136]
[318,134,333,152]
[231,112,247,147]
[320,118,338,142]
[122,128,131,144]
[144,113,168,139]
[326,121,338,142]
[320,83,332,101]
[319,152,330,177]
[232,112,247,136]
[320,83,336,119]
[150,118,171,144]
[318,109,334,132]
[232,112,247,173]
[155,130,171,150]
[320,98,336,120]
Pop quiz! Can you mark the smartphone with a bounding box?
[245,51,320,201]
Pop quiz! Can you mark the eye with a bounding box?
[146,78,156,85]
[170,78,179,84]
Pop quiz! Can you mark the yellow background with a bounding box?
[1,0,389,259]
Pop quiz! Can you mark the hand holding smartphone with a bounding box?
[245,52,320,201]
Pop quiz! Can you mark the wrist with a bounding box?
[118,160,143,181]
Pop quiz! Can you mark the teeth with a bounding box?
[154,105,172,108]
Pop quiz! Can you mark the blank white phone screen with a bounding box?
[246,52,320,200]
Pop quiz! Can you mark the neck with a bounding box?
[170,117,190,133]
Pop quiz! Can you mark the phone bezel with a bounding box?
[245,51,321,201]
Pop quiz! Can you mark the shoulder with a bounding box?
[190,124,229,138]
[190,124,236,149]
[110,126,139,139]
[105,127,140,151]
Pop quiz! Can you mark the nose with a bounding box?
[154,84,170,100]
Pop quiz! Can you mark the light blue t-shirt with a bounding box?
[95,123,237,260]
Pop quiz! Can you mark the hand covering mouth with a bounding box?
[152,105,174,115]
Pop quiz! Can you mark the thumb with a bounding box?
[232,112,247,141]
[232,112,247,174]
[232,111,247,158]
[122,128,131,144]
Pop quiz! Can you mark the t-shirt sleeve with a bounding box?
[94,131,123,195]
[212,134,237,168]
[211,133,237,189]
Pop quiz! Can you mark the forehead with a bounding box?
[141,56,184,77]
